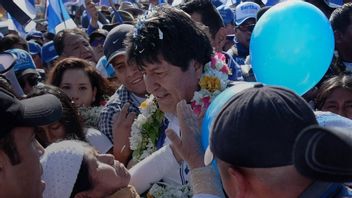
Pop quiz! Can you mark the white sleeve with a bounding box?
[129,145,180,194]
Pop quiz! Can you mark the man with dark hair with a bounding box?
[125,6,224,197]
[0,87,62,197]
[330,3,352,72]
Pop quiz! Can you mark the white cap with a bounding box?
[41,140,85,198]
[235,2,260,25]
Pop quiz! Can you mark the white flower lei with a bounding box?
[130,95,165,162]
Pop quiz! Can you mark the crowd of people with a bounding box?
[1,0,352,197]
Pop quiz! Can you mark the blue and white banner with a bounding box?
[46,0,77,33]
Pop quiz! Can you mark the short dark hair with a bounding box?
[0,33,28,52]
[178,0,224,39]
[330,3,352,33]
[315,72,352,110]
[47,57,113,106]
[126,5,213,71]
[53,28,90,55]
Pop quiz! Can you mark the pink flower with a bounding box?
[210,57,217,69]
[220,65,230,74]
[214,52,226,62]
[191,101,202,116]
[202,96,211,109]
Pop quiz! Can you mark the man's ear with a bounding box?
[227,166,248,198]
[214,27,227,52]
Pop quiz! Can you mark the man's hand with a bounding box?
[112,103,136,165]
[166,100,205,169]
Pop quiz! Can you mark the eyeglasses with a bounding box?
[237,24,256,32]
[90,38,105,47]
[18,75,39,88]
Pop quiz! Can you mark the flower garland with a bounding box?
[147,182,192,198]
[130,52,230,197]
[191,52,230,115]
[130,95,165,162]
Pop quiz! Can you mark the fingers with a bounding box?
[166,128,182,149]
[126,112,137,124]
[177,100,199,135]
[119,103,130,118]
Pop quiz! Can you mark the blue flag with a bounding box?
[46,0,77,33]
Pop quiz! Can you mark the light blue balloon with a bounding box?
[250,1,334,96]
[201,82,258,152]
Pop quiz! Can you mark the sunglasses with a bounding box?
[237,24,256,32]
[18,75,39,88]
[90,38,105,47]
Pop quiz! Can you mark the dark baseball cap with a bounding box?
[0,87,63,139]
[294,126,352,182]
[205,84,317,168]
[104,24,135,63]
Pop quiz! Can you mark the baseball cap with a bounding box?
[324,0,343,8]
[5,48,38,78]
[28,41,42,56]
[217,5,235,26]
[41,41,59,64]
[0,87,62,139]
[294,126,352,182]
[104,24,135,63]
[204,84,317,168]
[235,1,260,25]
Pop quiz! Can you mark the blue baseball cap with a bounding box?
[217,5,235,26]
[96,56,116,78]
[5,48,37,77]
[41,41,59,64]
[324,0,343,8]
[28,41,42,56]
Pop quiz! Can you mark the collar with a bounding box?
[299,181,342,198]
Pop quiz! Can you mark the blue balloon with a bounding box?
[201,82,258,154]
[250,1,334,96]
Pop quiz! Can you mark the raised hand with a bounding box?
[112,103,136,165]
[166,100,205,169]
